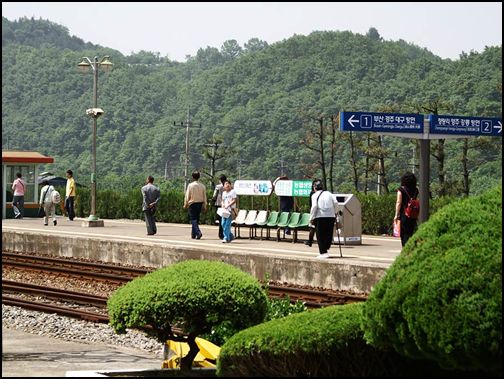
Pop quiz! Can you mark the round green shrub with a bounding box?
[108,260,268,342]
[217,302,444,377]
[362,185,502,374]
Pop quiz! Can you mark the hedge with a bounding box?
[362,185,502,375]
[216,303,447,377]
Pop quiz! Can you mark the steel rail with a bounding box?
[2,280,108,306]
[2,296,109,322]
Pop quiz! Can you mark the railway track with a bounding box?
[2,252,367,316]
[3,279,108,307]
[2,296,109,323]
[2,252,149,284]
[267,285,367,307]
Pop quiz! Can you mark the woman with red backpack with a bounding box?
[394,171,419,247]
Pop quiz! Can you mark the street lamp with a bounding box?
[78,56,113,226]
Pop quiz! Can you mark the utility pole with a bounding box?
[184,109,190,190]
[174,112,201,191]
[377,163,382,195]
[203,142,222,188]
[237,159,242,179]
[279,158,288,176]
[237,158,248,179]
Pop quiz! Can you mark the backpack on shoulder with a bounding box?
[403,188,420,219]
[51,190,61,204]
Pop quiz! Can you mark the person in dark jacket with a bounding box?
[141,175,160,235]
[394,171,419,247]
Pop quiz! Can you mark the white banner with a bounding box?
[233,180,273,196]
[274,180,312,197]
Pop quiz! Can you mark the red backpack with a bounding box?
[403,187,420,219]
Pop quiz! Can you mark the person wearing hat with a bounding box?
[39,180,58,226]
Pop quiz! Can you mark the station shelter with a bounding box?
[2,150,54,219]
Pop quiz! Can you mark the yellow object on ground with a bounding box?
[162,337,220,368]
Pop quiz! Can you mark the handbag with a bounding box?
[37,186,50,218]
[217,207,231,218]
[37,206,46,218]
[393,219,401,237]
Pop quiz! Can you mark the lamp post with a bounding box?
[78,56,113,226]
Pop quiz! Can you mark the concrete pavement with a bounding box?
[2,327,161,377]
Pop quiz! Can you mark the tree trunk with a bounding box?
[461,138,470,196]
[318,117,327,190]
[329,115,337,193]
[364,134,370,195]
[434,139,446,197]
[180,335,199,372]
[349,131,359,192]
[377,135,389,194]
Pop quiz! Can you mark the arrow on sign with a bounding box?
[495,121,502,134]
[348,115,359,128]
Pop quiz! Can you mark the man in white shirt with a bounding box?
[309,180,337,259]
[39,180,57,226]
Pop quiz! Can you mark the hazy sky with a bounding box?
[2,2,502,61]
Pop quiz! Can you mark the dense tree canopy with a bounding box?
[2,17,501,196]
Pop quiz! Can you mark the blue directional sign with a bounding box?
[340,112,424,133]
[429,115,502,137]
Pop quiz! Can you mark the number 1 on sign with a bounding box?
[361,115,372,129]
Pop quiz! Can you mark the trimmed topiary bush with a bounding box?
[362,185,502,375]
[108,260,268,371]
[217,302,447,377]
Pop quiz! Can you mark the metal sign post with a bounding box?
[340,111,502,224]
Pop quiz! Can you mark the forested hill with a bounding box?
[2,16,102,51]
[2,18,502,195]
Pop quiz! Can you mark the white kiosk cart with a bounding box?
[332,194,362,245]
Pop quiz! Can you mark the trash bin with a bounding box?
[332,194,362,245]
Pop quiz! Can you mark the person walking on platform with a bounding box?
[184,171,207,239]
[309,180,337,259]
[65,169,76,221]
[39,180,58,226]
[11,172,26,219]
[141,175,160,236]
[221,179,237,243]
[304,180,317,247]
[211,174,227,239]
[394,171,419,247]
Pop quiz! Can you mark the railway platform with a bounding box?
[2,217,402,293]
